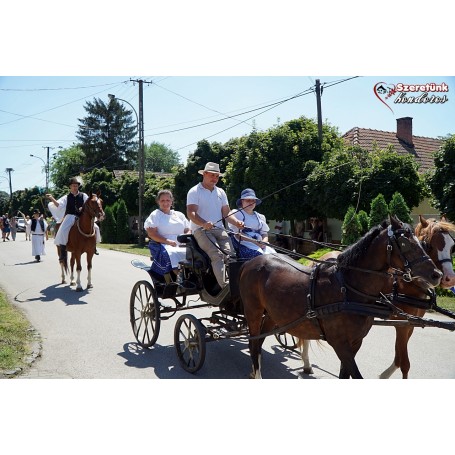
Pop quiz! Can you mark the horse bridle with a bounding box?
[76,196,103,238]
[386,225,435,282]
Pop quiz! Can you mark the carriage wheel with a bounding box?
[174,314,206,374]
[130,280,161,348]
[275,332,298,350]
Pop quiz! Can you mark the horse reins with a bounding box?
[75,197,102,238]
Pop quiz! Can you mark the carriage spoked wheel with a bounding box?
[275,332,298,350]
[130,280,161,348]
[174,314,206,373]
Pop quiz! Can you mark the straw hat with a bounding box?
[198,162,224,176]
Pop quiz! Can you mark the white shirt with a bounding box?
[228,210,270,238]
[186,183,228,231]
[144,209,189,242]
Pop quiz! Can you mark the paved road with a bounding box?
[1,231,455,379]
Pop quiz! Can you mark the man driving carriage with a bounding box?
[186,162,244,289]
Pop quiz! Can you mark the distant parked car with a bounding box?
[17,217,26,232]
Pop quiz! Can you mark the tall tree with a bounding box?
[76,97,137,172]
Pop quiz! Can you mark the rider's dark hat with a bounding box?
[69,177,82,186]
[33,209,40,215]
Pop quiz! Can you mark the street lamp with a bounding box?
[30,154,48,191]
[108,93,145,246]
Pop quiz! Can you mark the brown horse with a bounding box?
[60,192,104,291]
[379,215,455,378]
[305,215,455,378]
[239,216,442,379]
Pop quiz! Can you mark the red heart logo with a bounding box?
[373,82,396,113]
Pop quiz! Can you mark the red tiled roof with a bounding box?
[342,127,442,173]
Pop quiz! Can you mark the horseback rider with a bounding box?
[46,177,89,260]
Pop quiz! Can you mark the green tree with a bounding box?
[369,193,389,228]
[101,205,117,243]
[341,206,362,244]
[388,191,412,224]
[225,118,343,225]
[76,97,137,172]
[428,135,455,221]
[306,145,425,220]
[357,210,370,235]
[115,199,130,243]
[144,142,181,172]
[173,139,227,209]
[49,145,85,190]
[80,167,118,209]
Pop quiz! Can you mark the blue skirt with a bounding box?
[231,237,263,259]
[148,241,173,275]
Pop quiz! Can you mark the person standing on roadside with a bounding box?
[31,209,48,262]
[2,214,10,241]
[10,216,18,241]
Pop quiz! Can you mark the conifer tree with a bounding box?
[369,194,389,229]
[116,199,130,243]
[341,206,362,245]
[389,191,413,224]
[357,210,370,235]
[101,205,117,243]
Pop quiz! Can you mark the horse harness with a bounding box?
[253,225,437,341]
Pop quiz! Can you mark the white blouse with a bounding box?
[144,209,190,242]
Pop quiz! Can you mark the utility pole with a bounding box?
[5,168,14,202]
[43,146,50,191]
[130,78,152,247]
[315,79,323,143]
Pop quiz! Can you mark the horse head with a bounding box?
[85,191,105,221]
[387,215,442,289]
[416,215,455,288]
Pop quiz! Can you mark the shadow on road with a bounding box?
[117,339,313,379]
[14,283,89,306]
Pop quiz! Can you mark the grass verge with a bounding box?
[0,288,37,377]
[98,243,150,257]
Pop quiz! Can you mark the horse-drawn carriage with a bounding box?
[130,233,252,373]
[129,216,455,378]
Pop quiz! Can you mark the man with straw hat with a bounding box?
[187,162,244,289]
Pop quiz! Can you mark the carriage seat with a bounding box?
[177,233,211,271]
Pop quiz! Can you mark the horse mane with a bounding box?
[416,218,455,241]
[337,219,414,268]
[337,224,384,268]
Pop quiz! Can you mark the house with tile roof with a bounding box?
[321,117,443,243]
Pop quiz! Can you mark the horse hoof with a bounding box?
[303,367,314,375]
[87,284,93,289]
[76,287,83,292]
[70,281,76,286]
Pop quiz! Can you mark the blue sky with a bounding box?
[1,75,453,193]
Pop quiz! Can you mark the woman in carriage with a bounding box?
[228,188,276,259]
[144,189,191,281]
